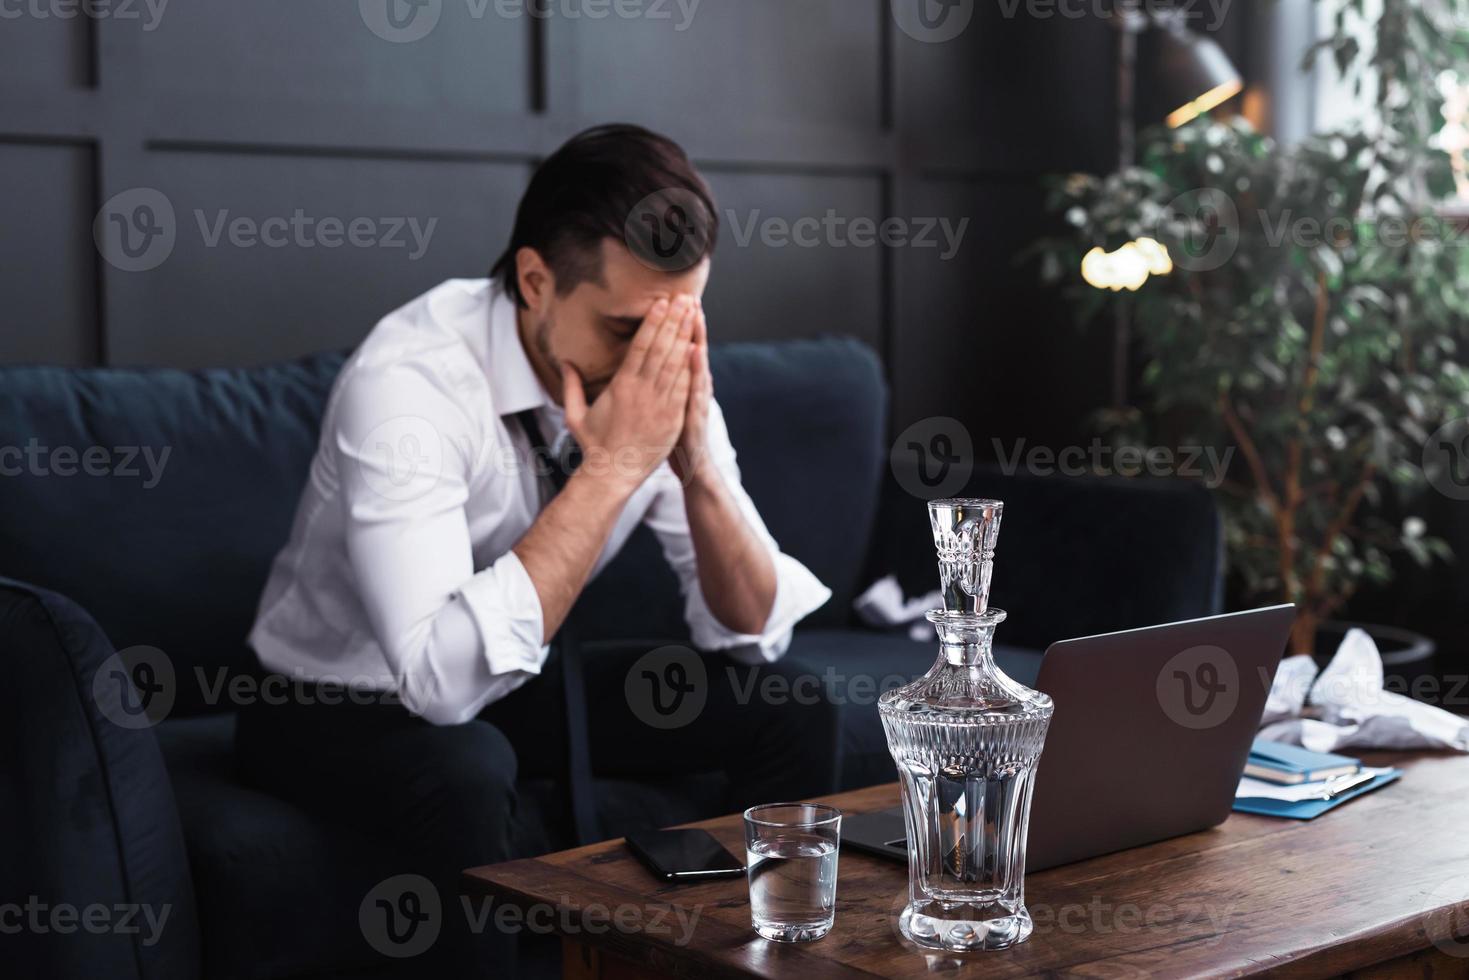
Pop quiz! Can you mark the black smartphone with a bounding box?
[624,828,745,882]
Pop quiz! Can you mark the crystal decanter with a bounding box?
[879,498,1054,952]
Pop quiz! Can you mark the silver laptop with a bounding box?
[844,605,1295,872]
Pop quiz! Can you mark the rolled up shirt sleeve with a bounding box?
[453,549,546,678]
[335,362,548,725]
[642,401,831,664]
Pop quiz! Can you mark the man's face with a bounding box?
[522,239,710,403]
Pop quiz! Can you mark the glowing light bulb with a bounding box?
[1134,237,1174,276]
[1080,247,1113,290]
[1081,238,1175,291]
[1112,242,1150,291]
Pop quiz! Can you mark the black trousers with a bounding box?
[234,647,842,975]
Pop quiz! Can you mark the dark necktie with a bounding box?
[512,409,581,497]
[509,409,598,844]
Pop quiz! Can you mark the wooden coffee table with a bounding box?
[464,751,1469,978]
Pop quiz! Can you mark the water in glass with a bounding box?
[743,803,841,943]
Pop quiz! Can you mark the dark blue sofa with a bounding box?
[0,338,1222,980]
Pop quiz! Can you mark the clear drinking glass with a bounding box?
[742,803,842,943]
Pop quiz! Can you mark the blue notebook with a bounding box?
[1243,738,1360,785]
[1233,768,1402,820]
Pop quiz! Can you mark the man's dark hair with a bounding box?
[491,124,719,308]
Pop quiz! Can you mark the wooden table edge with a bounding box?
[461,858,879,980]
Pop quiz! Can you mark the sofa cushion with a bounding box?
[0,355,348,715]
[783,628,1042,790]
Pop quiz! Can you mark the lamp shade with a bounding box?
[1147,23,1243,128]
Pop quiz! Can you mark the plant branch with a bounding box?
[1218,392,1280,511]
[1287,269,1331,509]
[1281,269,1333,612]
[1303,461,1377,621]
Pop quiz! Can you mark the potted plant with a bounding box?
[1032,0,1469,668]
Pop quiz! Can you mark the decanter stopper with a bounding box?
[929,498,1002,616]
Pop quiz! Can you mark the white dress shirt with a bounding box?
[249,279,831,725]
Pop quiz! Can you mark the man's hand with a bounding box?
[670,302,713,485]
[561,295,695,491]
[516,296,695,639]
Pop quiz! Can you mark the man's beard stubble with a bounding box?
[535,316,610,402]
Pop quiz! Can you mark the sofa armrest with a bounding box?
[0,578,200,980]
[869,463,1224,652]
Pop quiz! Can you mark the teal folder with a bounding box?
[1232,769,1402,820]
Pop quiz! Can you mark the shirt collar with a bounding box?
[486,282,551,418]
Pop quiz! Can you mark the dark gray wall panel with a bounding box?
[107,153,529,367]
[0,12,88,90]
[570,0,882,131]
[899,6,1113,173]
[137,1,530,112]
[0,142,96,365]
[894,177,1109,446]
[701,170,884,349]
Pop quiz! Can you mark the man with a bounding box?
[235,125,838,968]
